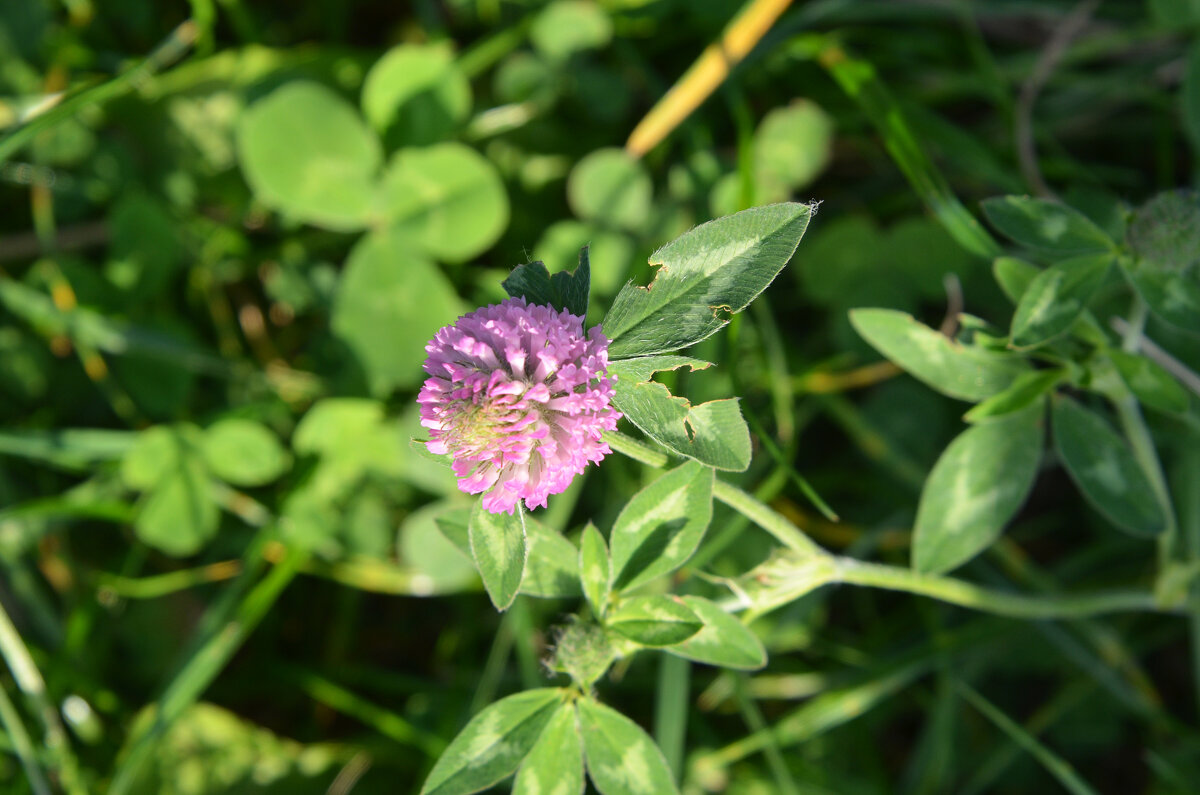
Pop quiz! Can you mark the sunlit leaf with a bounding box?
[850,308,1029,401]
[421,689,565,795]
[513,703,585,795]
[609,460,714,591]
[606,594,702,646]
[608,356,751,471]
[603,203,811,357]
[577,699,678,795]
[468,500,527,611]
[665,596,766,670]
[237,81,380,230]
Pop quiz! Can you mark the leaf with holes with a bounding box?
[608,356,751,471]
[602,203,811,358]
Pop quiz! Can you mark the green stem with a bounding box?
[288,668,445,757]
[832,558,1163,620]
[654,655,690,781]
[604,431,820,555]
[1114,296,1179,565]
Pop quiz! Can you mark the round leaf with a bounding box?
[362,43,471,147]
[531,1,613,61]
[567,148,652,233]
[755,100,833,191]
[331,230,465,395]
[202,418,290,487]
[379,142,510,262]
[237,81,381,231]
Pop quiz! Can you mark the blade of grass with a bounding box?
[287,668,445,757]
[0,681,51,795]
[811,36,1002,259]
[655,654,691,781]
[955,680,1100,795]
[0,598,85,794]
[0,21,197,165]
[731,674,799,795]
[106,534,306,795]
[961,679,1093,795]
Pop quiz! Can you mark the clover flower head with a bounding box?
[418,297,621,514]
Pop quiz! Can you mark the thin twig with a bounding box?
[1110,316,1200,399]
[1014,0,1099,199]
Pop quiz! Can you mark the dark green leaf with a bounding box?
[421,689,565,795]
[502,246,591,318]
[468,500,527,611]
[1108,350,1190,415]
[606,594,702,646]
[981,196,1114,255]
[913,403,1044,574]
[609,460,714,591]
[603,203,812,358]
[1052,397,1167,537]
[1010,255,1111,349]
[1126,266,1200,336]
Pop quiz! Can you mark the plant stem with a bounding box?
[655,655,690,781]
[604,431,821,555]
[831,558,1163,620]
[1114,296,1179,566]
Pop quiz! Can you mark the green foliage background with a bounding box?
[1,0,1200,793]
